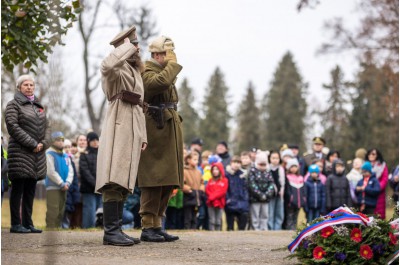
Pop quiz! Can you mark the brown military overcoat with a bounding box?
[137,59,184,188]
[95,43,147,193]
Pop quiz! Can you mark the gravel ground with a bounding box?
[1,229,298,265]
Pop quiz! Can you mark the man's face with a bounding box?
[216,144,227,155]
[291,148,299,156]
[191,144,202,152]
[154,52,167,66]
[313,143,323,152]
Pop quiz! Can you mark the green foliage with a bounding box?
[178,78,200,145]
[261,52,307,150]
[346,62,399,168]
[319,65,351,157]
[288,212,399,265]
[235,82,260,153]
[1,0,81,72]
[199,67,231,150]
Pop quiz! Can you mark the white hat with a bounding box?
[286,158,299,170]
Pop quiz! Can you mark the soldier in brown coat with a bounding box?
[137,36,183,242]
[96,26,147,246]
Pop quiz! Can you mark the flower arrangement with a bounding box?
[287,207,399,265]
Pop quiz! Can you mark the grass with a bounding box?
[1,198,395,230]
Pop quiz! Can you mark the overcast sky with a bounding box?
[62,0,361,138]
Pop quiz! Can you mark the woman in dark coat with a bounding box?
[5,74,50,233]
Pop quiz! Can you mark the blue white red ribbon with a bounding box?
[288,206,374,253]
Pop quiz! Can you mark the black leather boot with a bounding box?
[118,201,140,244]
[10,224,30,233]
[154,227,179,242]
[140,228,165,242]
[103,201,135,246]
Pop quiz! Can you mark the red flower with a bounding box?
[350,228,362,243]
[321,226,335,238]
[313,246,326,260]
[389,232,398,245]
[359,245,373,260]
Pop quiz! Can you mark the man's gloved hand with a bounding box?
[165,50,177,63]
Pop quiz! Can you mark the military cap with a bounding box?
[148,36,175,53]
[191,138,203,146]
[312,137,326,145]
[109,25,137,47]
[288,143,299,149]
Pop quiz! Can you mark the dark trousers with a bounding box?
[196,201,209,230]
[9,178,37,226]
[226,210,248,231]
[183,206,197,229]
[165,206,184,229]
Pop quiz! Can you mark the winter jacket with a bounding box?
[206,177,228,208]
[372,161,388,219]
[65,156,81,213]
[304,177,326,212]
[168,189,183,209]
[285,173,306,209]
[218,152,231,169]
[183,166,204,207]
[248,166,276,203]
[205,163,228,208]
[5,91,50,181]
[45,147,74,190]
[269,164,285,196]
[356,175,381,207]
[79,147,98,194]
[304,172,327,185]
[225,165,249,213]
[325,160,352,210]
[389,166,399,202]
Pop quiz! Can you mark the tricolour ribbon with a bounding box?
[288,206,374,253]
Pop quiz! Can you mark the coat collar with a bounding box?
[14,91,44,108]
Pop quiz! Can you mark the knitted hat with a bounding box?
[255,150,269,165]
[86,132,99,143]
[109,25,137,48]
[148,36,175,53]
[16,74,35,89]
[281,148,294,158]
[286,158,299,170]
[51,131,64,141]
[64,139,72,147]
[361,161,373,173]
[308,164,320,174]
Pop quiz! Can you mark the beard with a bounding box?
[126,52,145,73]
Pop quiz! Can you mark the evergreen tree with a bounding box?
[235,82,260,153]
[178,78,200,145]
[261,52,307,151]
[199,67,231,150]
[319,65,350,157]
[347,62,399,168]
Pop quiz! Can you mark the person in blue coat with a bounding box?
[356,161,381,215]
[304,165,326,222]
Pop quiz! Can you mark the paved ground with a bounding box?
[1,229,298,265]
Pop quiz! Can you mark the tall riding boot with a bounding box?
[103,201,135,246]
[118,201,140,244]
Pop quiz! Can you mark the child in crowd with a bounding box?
[356,161,381,214]
[346,157,364,204]
[284,158,306,230]
[304,165,326,222]
[196,150,213,230]
[62,139,80,229]
[45,132,74,228]
[280,148,294,169]
[248,150,276,231]
[165,188,184,230]
[79,132,102,228]
[303,159,327,184]
[325,159,352,212]
[240,151,252,178]
[225,156,249,231]
[205,162,228,231]
[267,151,285,230]
[182,152,204,229]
